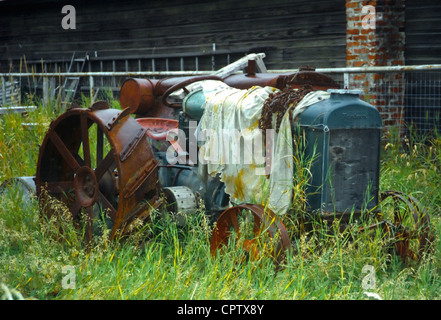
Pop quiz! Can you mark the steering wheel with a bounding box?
[161,75,223,108]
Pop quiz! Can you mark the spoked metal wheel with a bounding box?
[378,190,435,262]
[35,102,162,244]
[210,204,291,265]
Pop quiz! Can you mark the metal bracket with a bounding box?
[120,127,147,162]
[123,160,159,198]
[105,107,131,130]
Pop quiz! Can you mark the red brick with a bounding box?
[353,21,366,28]
[347,15,361,21]
[352,60,368,67]
[391,112,404,120]
[353,75,366,81]
[383,120,396,127]
[353,35,367,41]
[346,54,359,60]
[354,48,369,54]
[346,2,359,8]
[373,74,384,80]
[361,28,375,35]
[346,41,360,47]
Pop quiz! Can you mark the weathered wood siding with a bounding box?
[404,0,441,136]
[0,0,346,72]
[405,0,441,64]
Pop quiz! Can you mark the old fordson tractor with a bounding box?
[29,58,433,263]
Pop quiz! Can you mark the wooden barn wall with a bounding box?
[404,0,441,137]
[405,0,441,65]
[0,0,346,73]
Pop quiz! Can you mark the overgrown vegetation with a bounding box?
[0,95,440,300]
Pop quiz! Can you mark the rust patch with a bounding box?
[233,169,245,201]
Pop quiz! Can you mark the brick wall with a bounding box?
[346,0,405,133]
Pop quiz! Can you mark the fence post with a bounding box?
[1,77,5,106]
[88,62,94,102]
[89,75,94,102]
[43,77,49,107]
[344,72,349,89]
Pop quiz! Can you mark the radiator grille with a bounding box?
[324,128,380,214]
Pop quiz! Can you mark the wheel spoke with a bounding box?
[70,200,82,220]
[95,152,114,182]
[49,131,80,171]
[85,206,94,244]
[81,114,91,167]
[98,191,117,221]
[97,126,104,166]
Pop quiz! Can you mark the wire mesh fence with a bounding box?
[404,71,441,137]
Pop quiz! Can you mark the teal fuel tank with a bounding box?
[295,89,383,217]
[182,88,206,120]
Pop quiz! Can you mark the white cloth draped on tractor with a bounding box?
[197,80,330,215]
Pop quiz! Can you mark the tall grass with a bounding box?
[1,95,441,300]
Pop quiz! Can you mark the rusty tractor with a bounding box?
[5,58,433,264]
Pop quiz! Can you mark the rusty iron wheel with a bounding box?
[210,204,291,265]
[35,102,162,245]
[379,190,435,262]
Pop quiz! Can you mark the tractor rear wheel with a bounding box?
[35,102,162,244]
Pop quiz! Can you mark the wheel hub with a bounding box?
[74,166,98,207]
